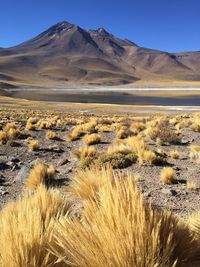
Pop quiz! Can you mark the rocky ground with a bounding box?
[1,107,200,218]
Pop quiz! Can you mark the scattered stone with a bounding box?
[181,137,194,145]
[6,161,15,167]
[15,165,31,182]
[161,188,177,196]
[57,155,69,166]
[174,167,181,171]
[0,189,9,195]
[143,191,151,197]
[0,160,7,170]
[8,156,20,163]
[48,145,64,153]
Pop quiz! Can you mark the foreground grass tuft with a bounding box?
[25,162,55,190]
[53,170,199,267]
[0,185,70,267]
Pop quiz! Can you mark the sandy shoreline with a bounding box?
[5,87,200,92]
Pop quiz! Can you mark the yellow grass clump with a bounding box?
[83,133,101,145]
[0,122,19,143]
[126,135,147,155]
[188,211,200,240]
[7,127,19,138]
[187,180,197,191]
[25,162,55,190]
[67,166,112,200]
[25,117,39,131]
[130,121,146,134]
[191,119,200,132]
[45,130,57,140]
[160,167,176,184]
[107,142,131,155]
[66,125,85,141]
[0,130,7,144]
[116,127,133,139]
[28,140,40,151]
[0,185,70,267]
[189,145,200,161]
[53,168,199,267]
[170,150,180,159]
[37,120,51,129]
[4,122,16,132]
[138,150,157,165]
[73,146,96,160]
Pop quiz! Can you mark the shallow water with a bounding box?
[5,90,200,106]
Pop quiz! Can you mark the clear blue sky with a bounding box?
[0,0,199,52]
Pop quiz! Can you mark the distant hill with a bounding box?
[0,21,200,88]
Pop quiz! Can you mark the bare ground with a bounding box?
[1,105,200,219]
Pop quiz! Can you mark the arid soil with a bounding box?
[1,107,200,219]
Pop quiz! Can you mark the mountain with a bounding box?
[0,21,200,88]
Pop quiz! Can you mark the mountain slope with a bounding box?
[0,21,199,88]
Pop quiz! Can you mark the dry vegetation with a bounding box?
[1,107,200,265]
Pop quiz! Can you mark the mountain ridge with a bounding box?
[0,20,200,88]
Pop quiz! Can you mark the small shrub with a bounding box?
[97,152,137,169]
[146,124,181,145]
[79,156,95,170]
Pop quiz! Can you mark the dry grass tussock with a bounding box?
[160,167,176,184]
[170,150,180,159]
[66,121,97,141]
[0,185,70,267]
[191,118,200,132]
[83,133,101,145]
[187,180,197,191]
[0,122,19,144]
[28,139,40,151]
[188,211,200,240]
[53,168,200,267]
[73,146,96,160]
[25,117,39,131]
[189,145,200,161]
[25,162,55,190]
[145,120,181,145]
[45,130,57,140]
[67,166,113,200]
[0,162,200,266]
[0,130,7,144]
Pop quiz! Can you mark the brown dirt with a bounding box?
[1,107,200,219]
